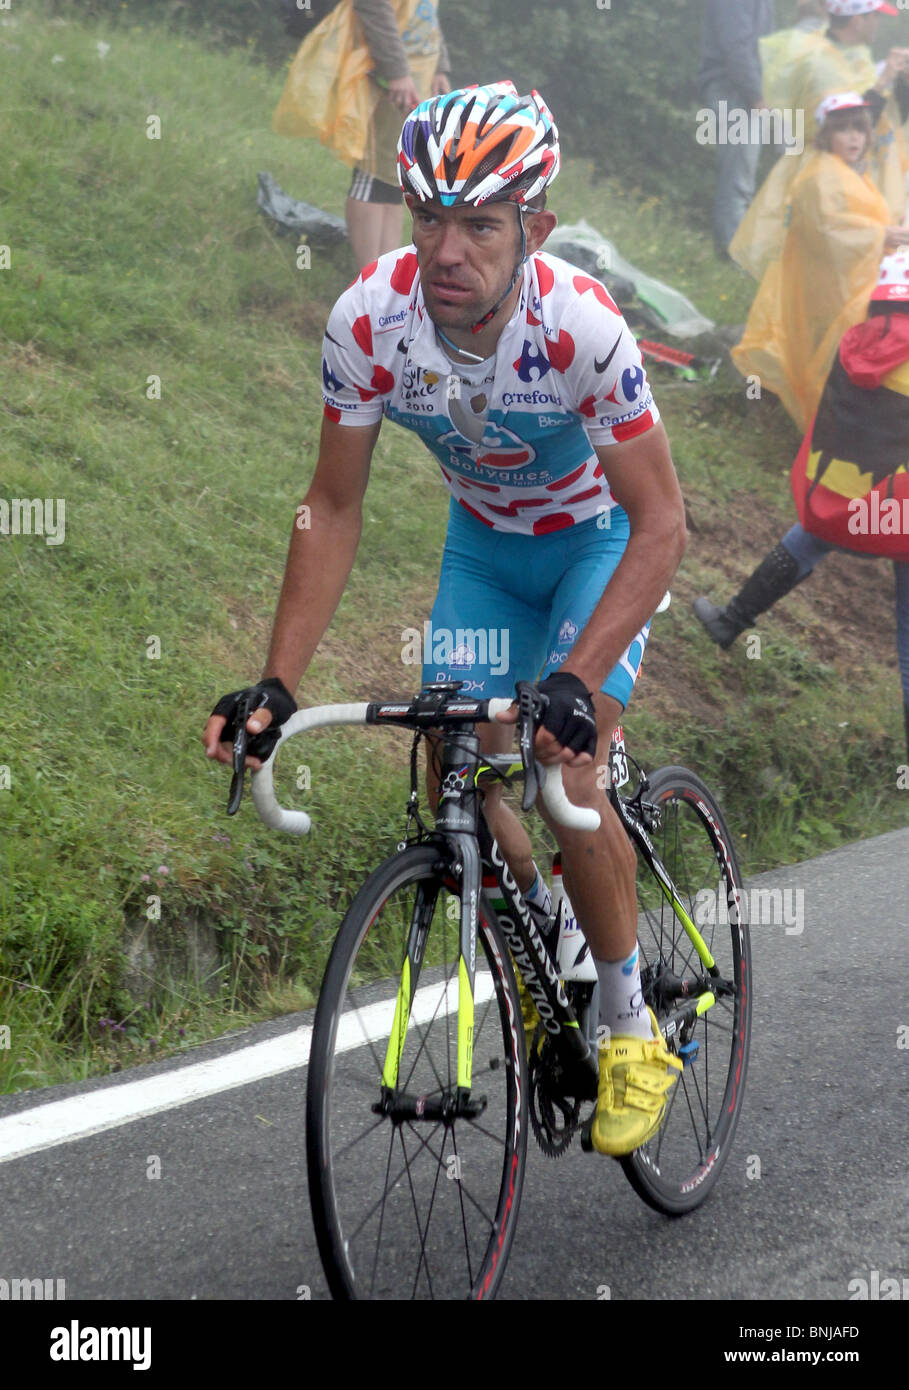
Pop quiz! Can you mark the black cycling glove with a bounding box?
[535,671,598,759]
[210,677,297,762]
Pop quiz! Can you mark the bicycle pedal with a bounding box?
[678,1040,699,1068]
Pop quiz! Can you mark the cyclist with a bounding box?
[203,82,687,1157]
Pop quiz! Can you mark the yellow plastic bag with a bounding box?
[731,151,890,432]
[272,0,378,167]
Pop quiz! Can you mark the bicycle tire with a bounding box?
[620,766,751,1215]
[306,844,528,1299]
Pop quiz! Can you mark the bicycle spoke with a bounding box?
[397,1123,440,1300]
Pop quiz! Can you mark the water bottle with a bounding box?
[551,854,598,982]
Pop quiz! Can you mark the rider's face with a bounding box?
[406,199,525,329]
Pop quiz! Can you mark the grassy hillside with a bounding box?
[1,5,905,1090]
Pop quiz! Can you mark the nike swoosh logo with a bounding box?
[324,329,343,348]
[594,334,623,374]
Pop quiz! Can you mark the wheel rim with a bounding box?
[313,867,523,1298]
[630,781,749,1200]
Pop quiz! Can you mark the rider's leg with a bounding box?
[533,693,637,963]
[424,721,536,892]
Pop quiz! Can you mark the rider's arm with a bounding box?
[561,422,686,696]
[262,415,381,696]
[202,415,380,768]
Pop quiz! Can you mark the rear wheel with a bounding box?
[620,767,751,1214]
[306,844,527,1299]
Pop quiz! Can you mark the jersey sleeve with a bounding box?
[559,277,661,446]
[320,278,389,429]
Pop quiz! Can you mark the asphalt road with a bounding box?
[1,828,907,1302]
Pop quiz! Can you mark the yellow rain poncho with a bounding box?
[273,0,439,178]
[731,151,890,432]
[759,26,822,113]
[731,32,907,280]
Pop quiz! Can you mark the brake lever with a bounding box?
[226,693,255,816]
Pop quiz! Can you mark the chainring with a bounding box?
[528,1025,583,1158]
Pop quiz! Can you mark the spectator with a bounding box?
[731,0,909,278]
[698,0,776,255]
[274,0,451,269]
[732,94,900,431]
[694,248,909,759]
[347,0,451,267]
[791,0,909,215]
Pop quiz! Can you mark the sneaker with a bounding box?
[590,1007,683,1157]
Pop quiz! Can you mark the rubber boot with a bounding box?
[693,542,803,650]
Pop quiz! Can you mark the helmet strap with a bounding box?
[434,324,487,363]
[469,207,529,335]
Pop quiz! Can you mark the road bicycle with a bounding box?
[232,679,751,1299]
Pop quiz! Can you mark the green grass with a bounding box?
[1,4,906,1092]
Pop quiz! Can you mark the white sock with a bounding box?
[596,946,652,1042]
[524,864,552,918]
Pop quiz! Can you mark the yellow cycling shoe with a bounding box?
[590,1008,683,1157]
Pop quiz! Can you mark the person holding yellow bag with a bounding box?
[274,0,451,267]
[731,93,906,432]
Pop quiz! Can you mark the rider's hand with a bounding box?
[884,226,909,251]
[202,677,297,772]
[495,672,599,767]
[387,75,421,114]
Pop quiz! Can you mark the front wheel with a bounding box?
[620,766,752,1215]
[306,844,527,1299]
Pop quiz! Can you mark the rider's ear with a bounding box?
[524,209,557,256]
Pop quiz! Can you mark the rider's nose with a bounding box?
[434,221,466,267]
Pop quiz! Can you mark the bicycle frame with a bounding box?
[379,733,736,1115]
[378,728,599,1115]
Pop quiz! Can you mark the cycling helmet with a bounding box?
[397,80,560,209]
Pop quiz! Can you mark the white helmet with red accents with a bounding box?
[396,80,560,209]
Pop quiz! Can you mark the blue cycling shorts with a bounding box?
[421,499,651,708]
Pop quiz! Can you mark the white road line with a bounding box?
[0,974,496,1165]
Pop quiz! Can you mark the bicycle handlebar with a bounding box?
[248,698,601,836]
